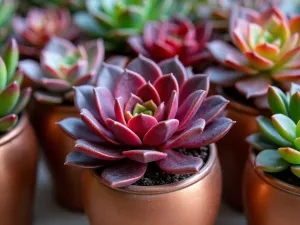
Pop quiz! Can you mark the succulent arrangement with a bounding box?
[128,17,212,67]
[13,8,79,58]
[74,0,192,51]
[247,84,300,178]
[0,39,31,132]
[58,55,234,188]
[18,37,104,104]
[0,0,17,48]
[207,6,300,109]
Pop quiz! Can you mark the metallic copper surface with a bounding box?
[216,96,259,210]
[31,102,83,211]
[83,144,221,225]
[244,150,300,225]
[0,114,38,225]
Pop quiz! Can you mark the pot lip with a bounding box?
[248,148,300,196]
[34,100,77,113]
[0,113,28,146]
[90,143,218,195]
[216,86,259,116]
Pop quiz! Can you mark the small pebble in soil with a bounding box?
[133,146,209,186]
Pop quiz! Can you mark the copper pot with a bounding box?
[83,144,221,225]
[244,149,300,225]
[31,102,83,211]
[216,92,260,210]
[0,114,38,225]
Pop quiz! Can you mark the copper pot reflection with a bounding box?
[0,114,38,225]
[83,144,221,225]
[244,149,300,225]
[31,102,83,211]
[216,90,260,210]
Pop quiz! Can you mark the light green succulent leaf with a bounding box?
[291,165,300,178]
[75,12,107,37]
[272,114,296,143]
[0,114,18,132]
[246,133,279,151]
[0,58,7,92]
[296,121,300,137]
[267,86,288,116]
[294,137,300,151]
[278,147,300,164]
[257,116,293,147]
[0,1,16,27]
[3,41,19,82]
[117,7,143,30]
[0,82,20,117]
[133,103,146,116]
[256,149,290,173]
[12,88,31,115]
[289,92,300,123]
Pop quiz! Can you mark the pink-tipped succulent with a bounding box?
[207,6,300,109]
[18,37,104,104]
[0,39,32,132]
[58,55,234,188]
[128,17,213,67]
[13,8,79,58]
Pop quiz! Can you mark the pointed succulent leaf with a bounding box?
[290,92,300,123]
[278,147,300,164]
[123,150,167,163]
[94,87,116,123]
[294,137,300,150]
[290,83,300,96]
[257,116,293,147]
[268,86,289,116]
[272,114,296,143]
[65,151,107,169]
[256,149,290,172]
[12,87,31,115]
[291,165,300,178]
[34,92,64,104]
[127,114,158,139]
[0,81,20,117]
[4,39,18,82]
[296,121,300,137]
[246,133,279,151]
[153,73,179,104]
[0,114,18,132]
[0,58,7,92]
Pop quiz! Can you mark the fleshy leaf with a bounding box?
[4,39,18,82]
[255,149,290,172]
[0,82,20,117]
[0,114,18,132]
[65,151,107,169]
[278,147,300,164]
[290,92,300,123]
[127,113,158,139]
[94,87,116,123]
[272,114,296,143]
[267,86,289,116]
[96,63,123,93]
[291,165,300,178]
[123,150,167,163]
[246,133,279,151]
[153,73,179,104]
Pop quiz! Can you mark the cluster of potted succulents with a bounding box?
[0,0,299,224]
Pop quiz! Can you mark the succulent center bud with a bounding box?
[132,100,157,117]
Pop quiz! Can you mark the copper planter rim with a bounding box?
[216,86,259,116]
[248,148,300,197]
[0,113,27,146]
[90,143,217,195]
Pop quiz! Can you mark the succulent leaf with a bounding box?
[271,114,296,143]
[256,149,290,172]
[291,165,300,178]
[278,147,300,164]
[0,114,18,132]
[289,92,300,123]
[246,133,279,151]
[268,86,289,115]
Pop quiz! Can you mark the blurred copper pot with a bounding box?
[83,144,221,225]
[244,149,300,225]
[31,102,83,211]
[0,114,38,225]
[216,88,260,210]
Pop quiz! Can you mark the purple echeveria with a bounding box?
[18,37,104,104]
[128,17,212,66]
[13,8,79,58]
[58,55,234,188]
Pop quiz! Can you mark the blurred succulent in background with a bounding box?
[0,39,32,132]
[18,37,104,104]
[0,0,17,48]
[58,55,234,188]
[13,8,79,58]
[128,17,212,67]
[206,6,300,109]
[247,84,300,179]
[75,0,192,52]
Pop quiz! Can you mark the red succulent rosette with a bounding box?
[128,17,212,67]
[58,55,234,188]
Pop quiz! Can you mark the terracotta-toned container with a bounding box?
[216,94,259,210]
[244,150,300,225]
[31,102,83,211]
[83,144,221,225]
[0,114,38,225]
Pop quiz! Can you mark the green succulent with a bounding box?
[75,0,192,51]
[247,84,300,178]
[0,39,31,133]
[0,0,16,47]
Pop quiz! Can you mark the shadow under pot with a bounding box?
[31,102,83,211]
[244,149,300,225]
[0,113,38,225]
[83,144,221,225]
[216,87,261,211]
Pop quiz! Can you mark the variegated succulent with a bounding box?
[247,84,300,179]
[13,8,79,58]
[128,17,212,67]
[18,37,104,104]
[58,55,234,188]
[0,0,17,48]
[75,0,192,51]
[207,6,300,109]
[0,39,31,132]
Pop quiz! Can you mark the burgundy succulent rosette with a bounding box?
[58,55,234,188]
[128,17,212,67]
[13,8,79,58]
